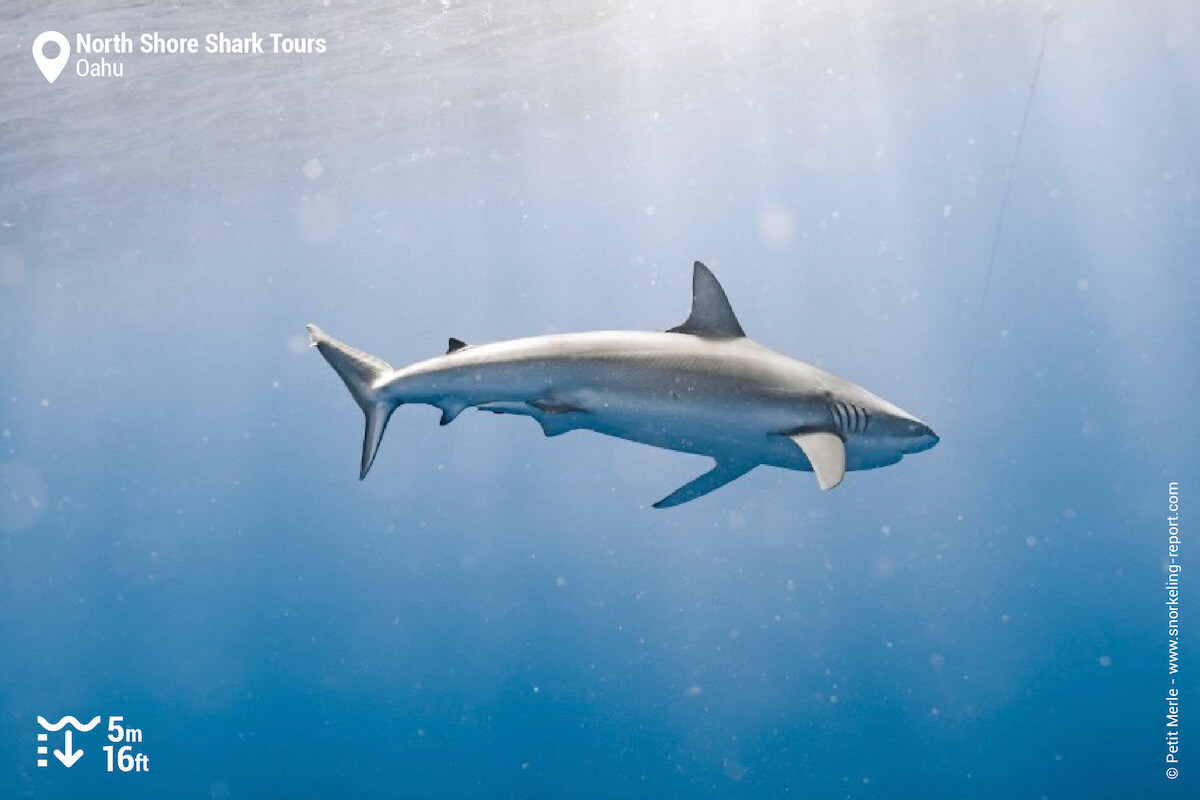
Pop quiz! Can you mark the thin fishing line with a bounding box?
[958,19,1052,425]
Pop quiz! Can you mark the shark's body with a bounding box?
[308,262,937,507]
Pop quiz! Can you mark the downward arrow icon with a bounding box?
[54,729,83,768]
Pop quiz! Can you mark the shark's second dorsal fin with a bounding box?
[668,261,745,338]
[447,337,469,354]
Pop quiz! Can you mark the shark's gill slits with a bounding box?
[832,402,869,434]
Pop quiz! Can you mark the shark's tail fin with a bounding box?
[306,324,399,479]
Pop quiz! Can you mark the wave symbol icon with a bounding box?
[37,716,101,732]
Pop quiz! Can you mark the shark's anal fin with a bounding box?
[667,261,746,338]
[653,460,757,509]
[788,431,846,490]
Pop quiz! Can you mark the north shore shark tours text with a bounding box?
[69,31,326,78]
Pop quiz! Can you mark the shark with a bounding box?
[307,262,938,508]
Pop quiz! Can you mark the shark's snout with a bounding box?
[904,421,939,453]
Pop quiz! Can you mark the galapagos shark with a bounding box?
[307,262,938,508]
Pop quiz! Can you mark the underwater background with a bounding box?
[1,1,1198,797]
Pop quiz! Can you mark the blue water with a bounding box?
[2,1,1198,797]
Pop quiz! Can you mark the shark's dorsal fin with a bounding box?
[447,337,469,354]
[668,261,745,338]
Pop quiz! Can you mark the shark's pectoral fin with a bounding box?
[478,401,588,437]
[653,459,757,509]
[788,431,846,490]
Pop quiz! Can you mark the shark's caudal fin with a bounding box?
[306,324,399,479]
[668,261,745,338]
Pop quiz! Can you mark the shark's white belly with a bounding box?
[549,383,814,467]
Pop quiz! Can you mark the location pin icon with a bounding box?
[32,31,70,84]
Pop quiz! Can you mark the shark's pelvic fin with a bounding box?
[789,431,846,490]
[653,459,757,508]
[668,261,746,338]
[307,324,399,480]
[478,401,587,437]
[447,337,469,354]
